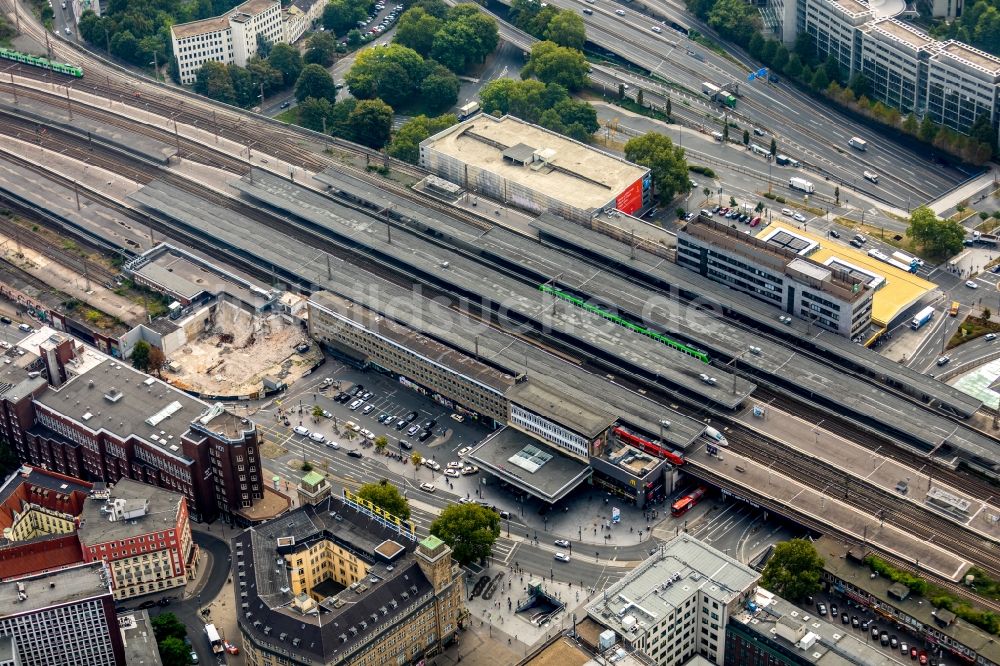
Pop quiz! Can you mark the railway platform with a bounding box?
[736,402,1000,542]
[0,91,177,163]
[687,446,970,581]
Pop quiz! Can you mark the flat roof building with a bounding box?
[586,535,760,665]
[233,496,465,666]
[79,479,196,600]
[419,114,652,222]
[0,562,125,666]
[678,217,874,338]
[170,0,283,85]
[726,587,904,665]
[2,327,267,524]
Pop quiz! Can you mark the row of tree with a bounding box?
[479,78,598,142]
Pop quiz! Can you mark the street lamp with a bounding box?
[149,53,159,83]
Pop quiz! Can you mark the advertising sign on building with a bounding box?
[612,507,621,523]
[615,177,645,215]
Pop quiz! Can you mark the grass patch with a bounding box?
[688,32,743,68]
[605,97,671,123]
[275,108,299,125]
[950,209,979,224]
[834,217,932,259]
[948,315,1000,349]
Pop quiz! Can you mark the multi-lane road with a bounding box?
[486,0,974,210]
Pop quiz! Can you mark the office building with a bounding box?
[586,535,760,665]
[926,40,1000,135]
[233,495,466,666]
[119,610,164,666]
[419,114,652,222]
[171,0,283,85]
[0,327,265,524]
[0,563,125,666]
[677,217,874,338]
[860,19,936,114]
[784,0,1000,140]
[796,0,873,75]
[78,479,196,600]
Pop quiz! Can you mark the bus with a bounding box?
[671,486,707,517]
[949,301,960,317]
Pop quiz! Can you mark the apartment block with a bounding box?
[0,563,125,666]
[171,0,283,85]
[78,479,196,600]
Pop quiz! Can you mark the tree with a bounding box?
[748,32,764,58]
[410,451,423,467]
[247,58,284,97]
[348,99,394,148]
[347,28,363,48]
[305,32,338,67]
[769,137,777,156]
[707,0,758,46]
[389,114,457,163]
[268,43,303,87]
[544,10,586,49]
[970,112,997,151]
[983,306,993,320]
[907,205,965,257]
[295,64,338,103]
[299,97,335,132]
[834,186,840,205]
[158,636,192,666]
[394,7,442,56]
[346,43,424,106]
[429,504,500,565]
[151,613,187,643]
[374,435,389,453]
[148,345,166,378]
[312,405,324,419]
[918,115,938,142]
[624,133,688,203]
[823,55,841,84]
[357,479,411,520]
[760,39,777,65]
[722,124,729,142]
[419,64,460,113]
[522,41,589,91]
[794,31,816,65]
[848,73,871,99]
[760,539,824,601]
[665,96,672,120]
[810,67,829,91]
[323,0,366,36]
[742,128,750,145]
[130,340,151,372]
[772,44,789,71]
[785,53,803,79]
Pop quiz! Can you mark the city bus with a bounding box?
[671,486,707,517]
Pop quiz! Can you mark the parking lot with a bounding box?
[812,591,946,665]
[261,360,493,475]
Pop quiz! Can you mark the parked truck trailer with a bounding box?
[788,177,815,193]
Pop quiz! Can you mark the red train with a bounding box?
[613,427,685,466]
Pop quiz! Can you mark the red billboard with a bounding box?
[615,177,645,216]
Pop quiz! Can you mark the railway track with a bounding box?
[6,77,1000,613]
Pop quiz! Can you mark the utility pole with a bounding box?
[73,181,80,211]
[65,85,72,120]
[9,72,16,104]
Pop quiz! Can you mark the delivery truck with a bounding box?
[788,177,815,193]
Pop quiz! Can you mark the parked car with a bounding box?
[362,404,375,415]
[326,441,340,449]
[347,449,363,458]
[419,482,436,493]
[781,208,793,217]
[829,604,838,618]
[423,459,441,471]
[418,430,434,442]
[793,212,807,222]
[407,424,420,436]
[829,229,840,238]
[399,440,413,450]
[293,425,310,436]
[309,432,325,443]
[461,465,479,475]
[816,603,827,616]
[445,469,460,478]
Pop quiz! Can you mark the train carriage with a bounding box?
[0,47,83,77]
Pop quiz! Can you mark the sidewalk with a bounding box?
[929,166,997,216]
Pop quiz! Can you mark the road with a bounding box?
[485,0,972,210]
[141,531,233,666]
